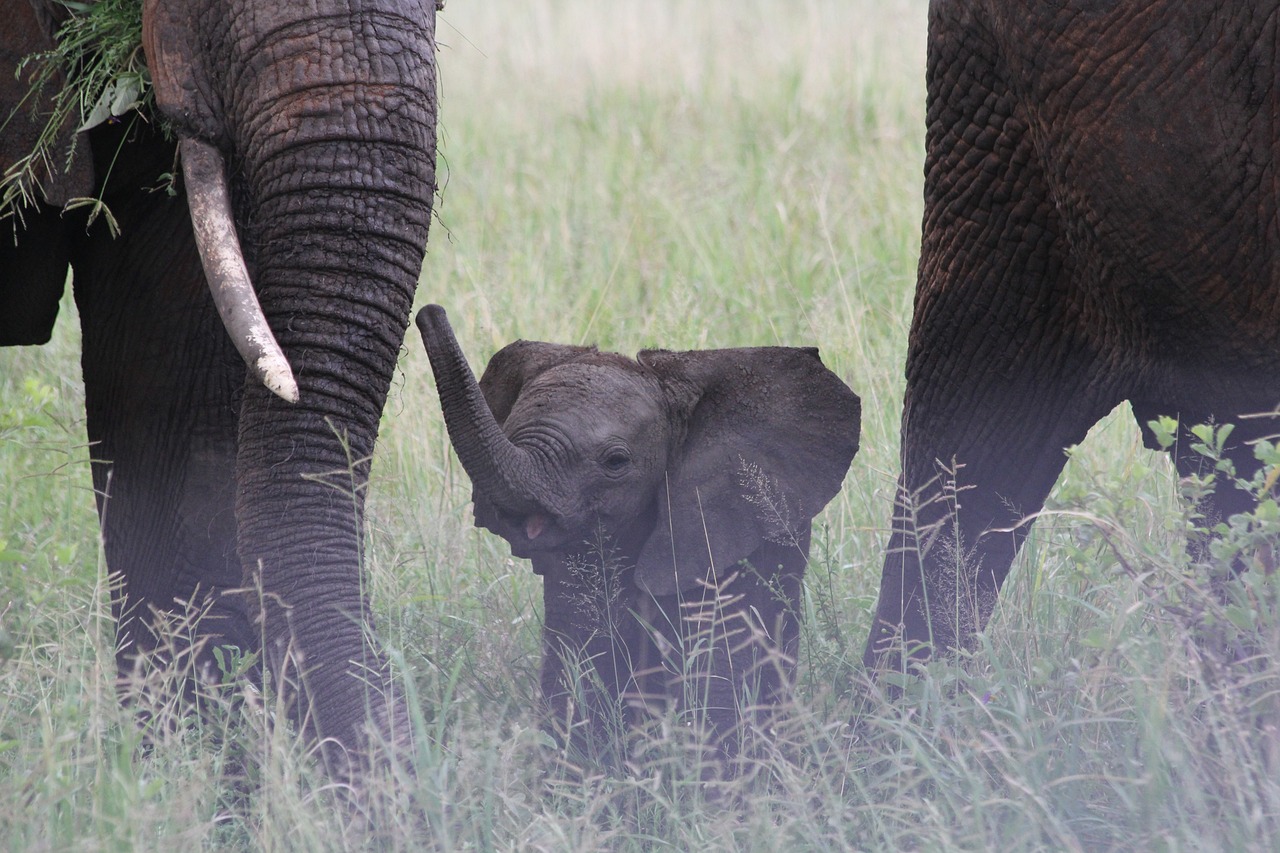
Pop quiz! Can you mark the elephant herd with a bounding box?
[2,1,1277,777]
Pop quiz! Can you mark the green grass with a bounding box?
[3,0,1279,848]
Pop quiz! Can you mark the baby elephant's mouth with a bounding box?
[490,509,568,558]
[472,496,574,559]
[523,513,549,541]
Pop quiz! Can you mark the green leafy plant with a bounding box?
[1,0,149,229]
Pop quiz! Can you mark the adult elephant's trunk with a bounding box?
[146,2,441,771]
[415,305,544,515]
[237,129,435,764]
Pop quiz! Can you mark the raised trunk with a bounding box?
[416,305,544,515]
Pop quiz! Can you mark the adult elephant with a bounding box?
[864,3,1280,669]
[1,0,438,773]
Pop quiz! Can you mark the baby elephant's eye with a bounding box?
[602,450,631,473]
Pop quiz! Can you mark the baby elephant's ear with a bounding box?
[478,340,597,424]
[633,347,860,597]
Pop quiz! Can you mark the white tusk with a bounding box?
[180,137,299,404]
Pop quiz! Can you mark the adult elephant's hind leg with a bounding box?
[862,7,1118,671]
[867,376,1113,672]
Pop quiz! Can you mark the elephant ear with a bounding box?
[477,339,598,425]
[633,347,860,597]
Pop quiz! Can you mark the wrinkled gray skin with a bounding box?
[1,0,438,773]
[866,1,1280,673]
[418,305,861,762]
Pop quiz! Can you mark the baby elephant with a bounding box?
[417,305,859,762]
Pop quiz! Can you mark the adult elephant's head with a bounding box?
[143,0,438,400]
[2,0,439,774]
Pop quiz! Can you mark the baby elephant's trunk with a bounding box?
[416,305,544,514]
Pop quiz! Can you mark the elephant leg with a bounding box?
[659,560,795,756]
[1133,399,1280,675]
[0,204,71,346]
[538,557,635,765]
[70,166,253,698]
[738,536,808,711]
[699,536,809,743]
[868,404,1099,666]
[627,537,809,766]
[863,13,1123,669]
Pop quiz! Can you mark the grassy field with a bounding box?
[3,0,1279,849]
